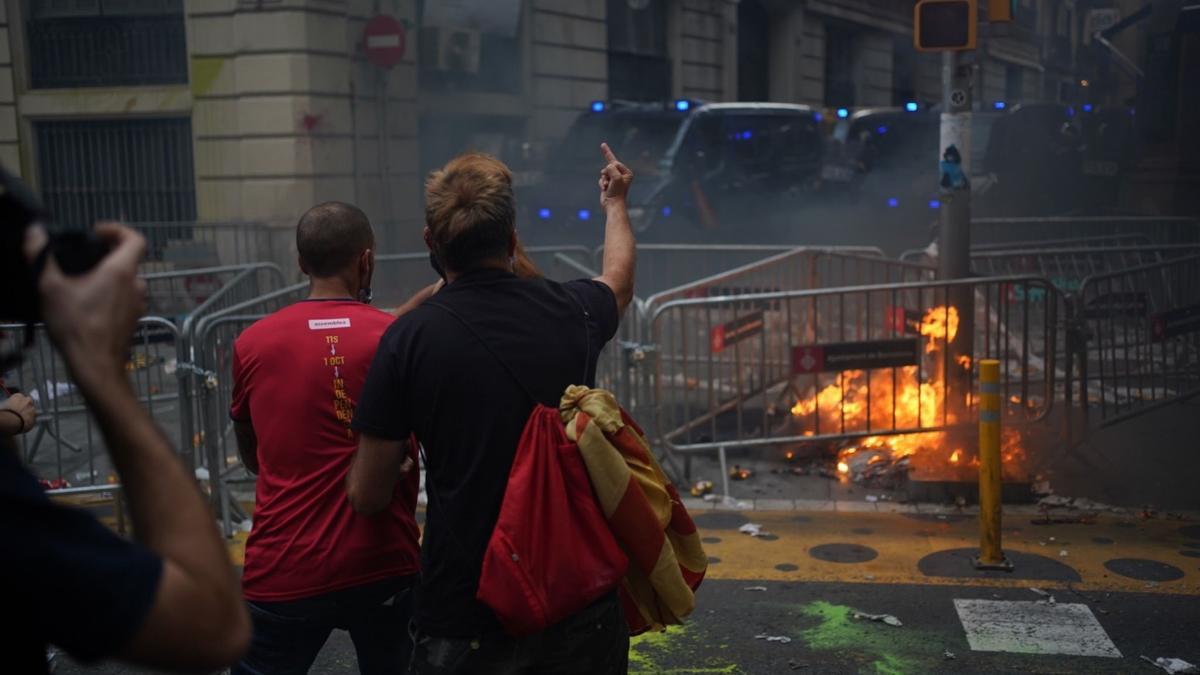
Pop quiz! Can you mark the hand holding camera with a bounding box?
[22,223,148,388]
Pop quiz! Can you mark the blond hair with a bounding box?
[424,153,516,273]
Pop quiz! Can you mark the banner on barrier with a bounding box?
[1151,304,1200,341]
[885,305,922,335]
[1083,291,1148,318]
[792,338,921,374]
[710,312,764,353]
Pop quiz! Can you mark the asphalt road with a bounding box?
[55,510,1200,675]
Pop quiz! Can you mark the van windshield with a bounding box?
[556,114,684,174]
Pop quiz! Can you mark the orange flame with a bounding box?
[790,303,1028,482]
[919,305,959,353]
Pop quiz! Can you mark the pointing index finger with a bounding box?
[600,142,618,164]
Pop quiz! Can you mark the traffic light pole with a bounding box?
[938,50,975,422]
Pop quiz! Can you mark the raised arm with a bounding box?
[594,142,636,316]
[27,223,250,671]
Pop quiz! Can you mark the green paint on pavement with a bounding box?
[798,601,922,674]
[629,624,741,675]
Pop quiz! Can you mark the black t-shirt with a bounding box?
[0,441,163,672]
[353,269,619,637]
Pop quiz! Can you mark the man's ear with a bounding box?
[360,248,373,275]
[423,226,433,251]
[298,255,309,276]
[507,230,517,259]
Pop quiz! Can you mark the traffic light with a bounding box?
[988,0,1015,22]
[914,0,977,52]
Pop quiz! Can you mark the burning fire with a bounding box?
[791,305,1028,483]
[920,305,958,353]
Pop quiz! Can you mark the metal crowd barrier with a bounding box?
[646,276,1058,460]
[1,318,182,490]
[899,234,1165,265]
[970,245,1200,293]
[971,216,1199,247]
[1067,255,1200,431]
[133,221,281,269]
[593,244,799,299]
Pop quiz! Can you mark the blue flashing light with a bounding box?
[537,208,551,220]
[993,100,1006,110]
[1066,106,1075,117]
[876,125,888,135]
[590,100,606,113]
[577,209,591,221]
[905,101,919,112]
[887,197,899,208]
[813,112,823,122]
[738,130,753,140]
[928,199,941,210]
[1082,103,1094,113]
[674,99,691,112]
[661,206,672,217]
[836,108,849,119]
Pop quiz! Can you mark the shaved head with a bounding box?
[296,202,374,278]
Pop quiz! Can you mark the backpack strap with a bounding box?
[426,299,538,403]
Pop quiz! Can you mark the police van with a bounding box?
[523,100,824,240]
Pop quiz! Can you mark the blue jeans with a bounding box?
[233,575,417,675]
[408,591,628,675]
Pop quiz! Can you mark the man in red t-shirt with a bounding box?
[229,202,424,675]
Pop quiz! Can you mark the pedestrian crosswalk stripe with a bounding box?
[953,599,1122,658]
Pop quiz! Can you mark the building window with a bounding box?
[737,0,770,101]
[1005,65,1024,102]
[892,35,916,105]
[417,0,523,95]
[607,0,670,101]
[824,22,856,107]
[27,0,187,89]
[35,117,197,228]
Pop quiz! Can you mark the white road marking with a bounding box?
[953,599,1122,658]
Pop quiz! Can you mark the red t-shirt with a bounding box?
[230,299,420,602]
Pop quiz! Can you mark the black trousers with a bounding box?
[409,591,629,675]
[233,575,417,675]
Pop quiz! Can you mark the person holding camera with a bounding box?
[1,223,250,673]
[229,202,423,675]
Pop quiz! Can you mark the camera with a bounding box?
[0,164,110,324]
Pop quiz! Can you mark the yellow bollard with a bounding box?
[974,359,1013,571]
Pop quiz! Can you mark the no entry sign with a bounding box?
[364,15,406,69]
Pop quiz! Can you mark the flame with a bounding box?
[919,305,959,353]
[790,303,1029,482]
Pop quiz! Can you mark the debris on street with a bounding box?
[943,650,956,660]
[739,523,771,537]
[754,634,792,644]
[1140,656,1200,674]
[851,611,903,627]
[1029,587,1056,604]
[743,586,768,592]
[730,465,753,480]
[690,480,714,497]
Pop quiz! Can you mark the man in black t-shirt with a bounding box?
[2,223,249,673]
[349,147,636,673]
